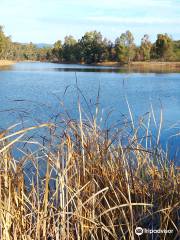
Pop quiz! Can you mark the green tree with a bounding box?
[80,31,105,64]
[115,31,135,63]
[52,40,63,62]
[155,34,174,61]
[107,40,116,61]
[99,38,110,62]
[62,36,78,62]
[24,42,37,60]
[140,34,152,61]
[36,47,50,61]
[0,25,12,59]
[173,40,180,61]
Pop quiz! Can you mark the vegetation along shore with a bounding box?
[96,61,180,67]
[0,25,180,66]
[94,61,180,72]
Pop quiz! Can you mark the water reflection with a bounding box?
[1,62,180,73]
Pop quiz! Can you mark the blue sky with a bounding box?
[0,0,179,44]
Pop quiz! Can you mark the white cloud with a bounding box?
[87,16,180,25]
[0,0,179,42]
[68,0,178,9]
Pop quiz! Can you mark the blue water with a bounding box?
[0,62,179,161]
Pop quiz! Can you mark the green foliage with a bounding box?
[115,31,135,63]
[106,40,116,61]
[173,40,180,61]
[62,36,79,62]
[10,42,50,61]
[0,25,12,59]
[23,42,36,60]
[154,34,175,61]
[52,40,63,62]
[80,31,106,64]
[140,34,152,61]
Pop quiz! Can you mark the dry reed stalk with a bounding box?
[0,116,179,240]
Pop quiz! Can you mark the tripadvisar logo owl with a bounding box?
[135,227,143,236]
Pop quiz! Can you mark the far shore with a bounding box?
[1,60,180,72]
[94,61,180,70]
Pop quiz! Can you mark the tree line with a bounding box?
[0,26,48,61]
[0,26,180,64]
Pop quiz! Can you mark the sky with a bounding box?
[0,0,180,44]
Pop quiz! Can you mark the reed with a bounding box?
[0,108,179,240]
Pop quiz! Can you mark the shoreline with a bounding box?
[0,60,15,67]
[95,61,180,68]
[51,61,180,71]
[1,60,180,71]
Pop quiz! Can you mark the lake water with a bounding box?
[0,62,179,161]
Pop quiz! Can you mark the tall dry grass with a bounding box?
[0,109,179,240]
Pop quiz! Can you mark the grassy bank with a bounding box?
[95,61,180,70]
[0,112,179,240]
[129,61,180,71]
[0,60,15,67]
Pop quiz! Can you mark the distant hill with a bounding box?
[13,42,53,49]
[35,43,53,49]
